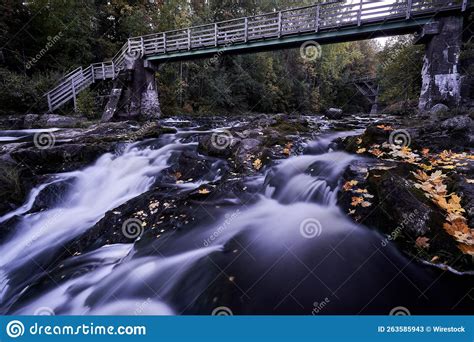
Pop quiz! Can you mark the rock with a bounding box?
[326,108,343,119]
[198,133,236,158]
[23,114,80,129]
[41,114,80,128]
[23,114,40,128]
[430,103,449,115]
[440,115,472,132]
[0,161,31,216]
[10,143,110,174]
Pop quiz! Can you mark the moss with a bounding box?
[0,163,25,205]
[270,120,310,135]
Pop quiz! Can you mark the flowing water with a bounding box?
[0,121,472,315]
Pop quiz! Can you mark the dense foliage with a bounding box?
[0,0,427,116]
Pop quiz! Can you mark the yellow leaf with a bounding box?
[351,196,364,206]
[343,180,358,191]
[356,148,366,154]
[253,159,262,170]
[198,188,210,194]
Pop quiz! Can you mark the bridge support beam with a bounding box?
[418,16,465,111]
[103,58,160,122]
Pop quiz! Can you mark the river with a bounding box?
[0,117,472,315]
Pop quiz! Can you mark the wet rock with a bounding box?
[0,161,31,216]
[29,180,72,213]
[24,114,81,129]
[198,134,235,158]
[326,108,343,119]
[10,143,110,174]
[440,115,472,132]
[430,103,449,115]
[41,114,81,128]
[23,114,40,128]
[451,175,474,228]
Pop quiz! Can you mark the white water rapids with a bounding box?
[0,128,469,314]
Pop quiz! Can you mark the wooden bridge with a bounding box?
[45,0,471,112]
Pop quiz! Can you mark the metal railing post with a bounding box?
[71,78,77,111]
[357,0,363,26]
[315,4,320,32]
[278,11,282,38]
[187,28,191,50]
[406,0,413,19]
[163,33,167,53]
[140,37,144,56]
[101,63,105,79]
[462,0,467,11]
[111,63,115,80]
[244,17,248,42]
[91,65,95,83]
[47,94,52,112]
[214,23,218,46]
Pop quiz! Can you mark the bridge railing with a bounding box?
[127,0,464,58]
[45,0,467,112]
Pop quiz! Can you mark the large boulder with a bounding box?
[430,103,449,115]
[325,108,343,119]
[440,115,472,132]
[23,114,80,128]
[41,114,80,128]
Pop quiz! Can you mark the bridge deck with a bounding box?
[45,0,470,112]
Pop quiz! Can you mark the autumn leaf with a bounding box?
[351,196,364,206]
[458,244,474,256]
[421,148,430,156]
[253,158,262,170]
[361,201,372,207]
[369,148,384,157]
[198,188,211,195]
[376,124,393,131]
[283,142,292,156]
[443,219,470,236]
[415,236,430,249]
[356,148,366,154]
[354,188,368,194]
[343,180,358,191]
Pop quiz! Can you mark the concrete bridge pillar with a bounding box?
[418,16,465,111]
[102,58,160,122]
